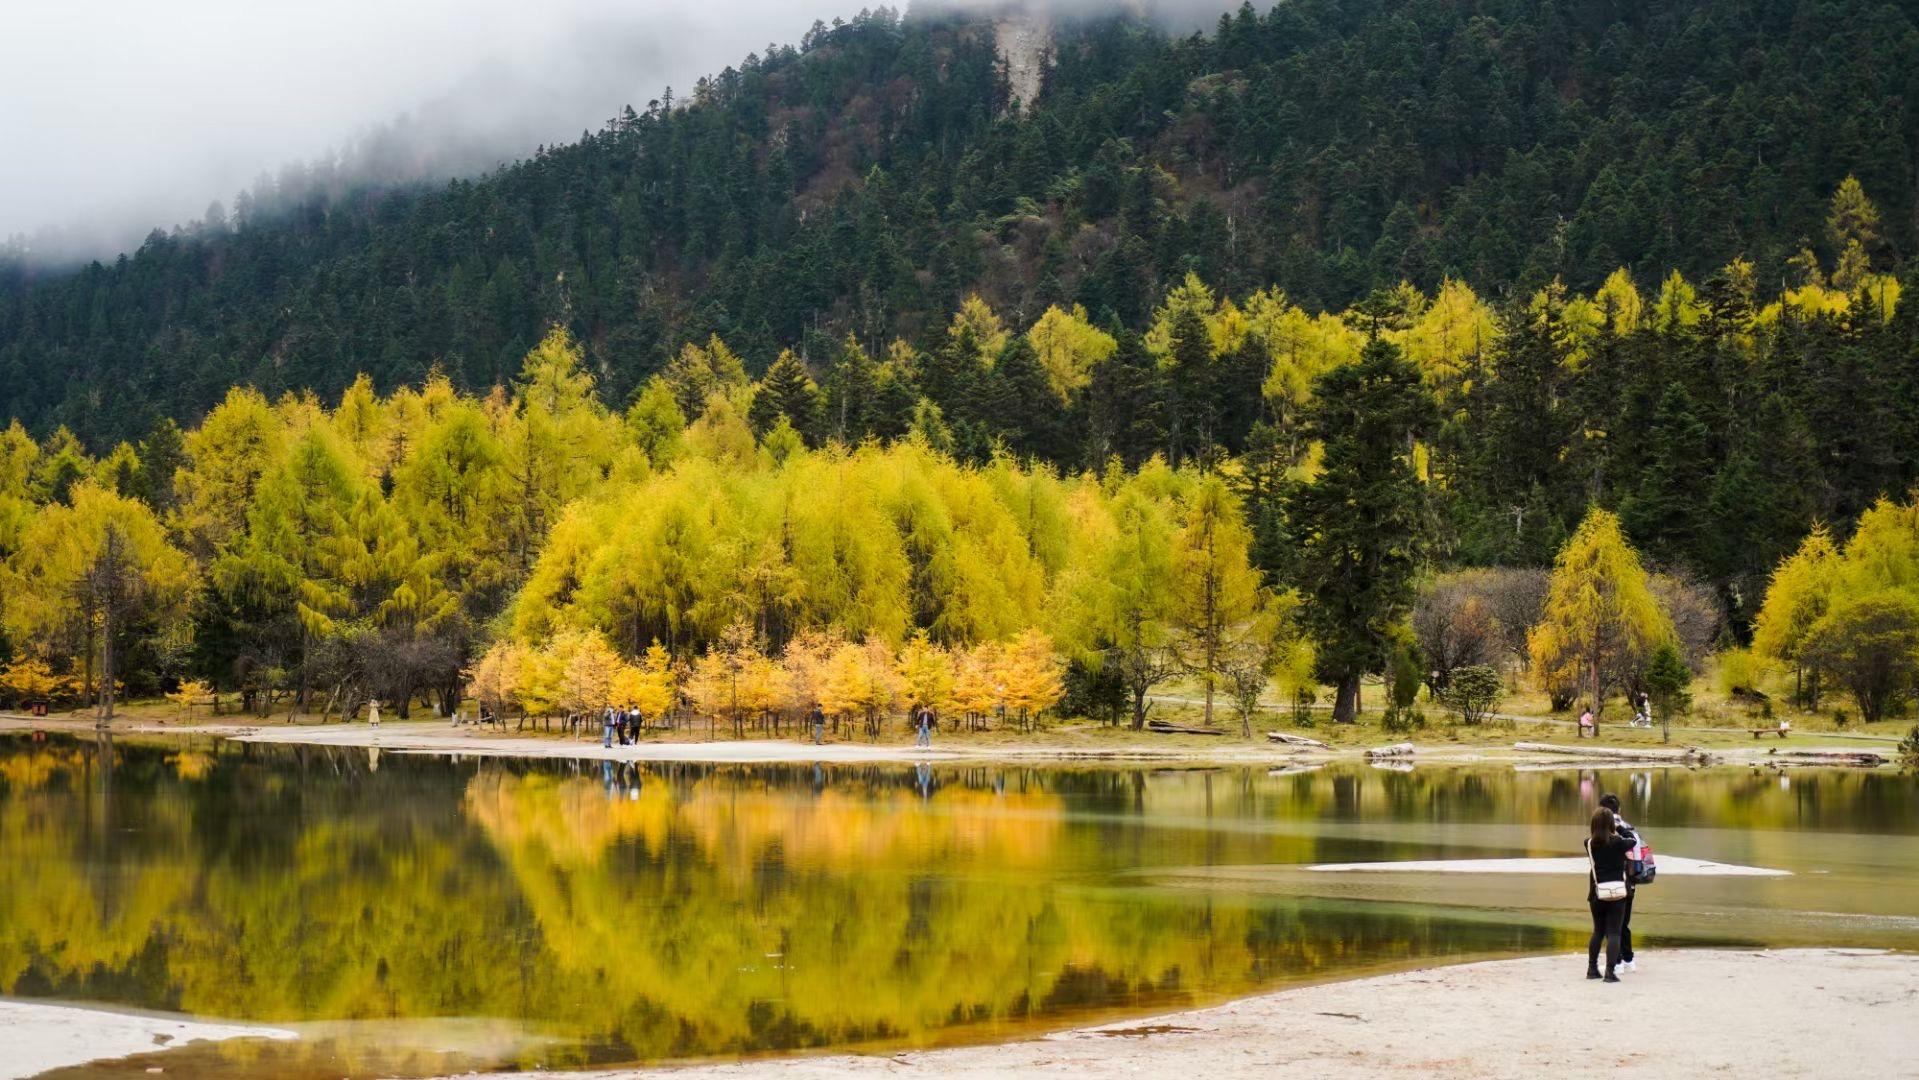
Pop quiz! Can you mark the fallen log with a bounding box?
[1144,719,1229,736]
[1267,731,1332,750]
[1365,742,1415,759]
[1768,750,1887,767]
[1512,741,1707,762]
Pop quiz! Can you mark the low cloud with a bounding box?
[2,0,1239,262]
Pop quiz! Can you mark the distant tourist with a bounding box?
[601,707,615,748]
[1599,793,1640,973]
[1585,807,1634,982]
[809,704,826,746]
[1578,706,1596,738]
[914,703,935,748]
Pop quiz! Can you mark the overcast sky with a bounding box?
[0,0,833,256]
[2,0,1235,261]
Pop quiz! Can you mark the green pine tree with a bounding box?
[1287,328,1437,722]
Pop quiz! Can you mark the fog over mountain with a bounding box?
[2,0,1235,263]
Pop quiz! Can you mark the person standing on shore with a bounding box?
[809,703,826,746]
[1586,807,1633,982]
[914,702,935,748]
[1600,793,1640,972]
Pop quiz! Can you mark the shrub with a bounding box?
[1642,641,1693,743]
[1900,725,1919,771]
[1715,647,1766,697]
[1285,684,1318,727]
[1440,664,1504,725]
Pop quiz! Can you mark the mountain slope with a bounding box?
[2,0,1915,442]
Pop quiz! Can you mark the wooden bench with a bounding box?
[1749,728,1789,739]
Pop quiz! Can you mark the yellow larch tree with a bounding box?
[1528,508,1674,714]
[950,640,1004,730]
[553,627,625,720]
[895,631,955,717]
[3,481,196,721]
[1400,278,1497,397]
[820,638,905,738]
[611,642,677,723]
[1751,524,1840,708]
[1167,476,1265,728]
[998,629,1064,733]
[1025,304,1117,402]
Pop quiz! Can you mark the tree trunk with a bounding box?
[97,608,115,728]
[1332,675,1360,724]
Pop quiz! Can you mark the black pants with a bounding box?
[1589,896,1625,972]
[1620,890,1635,962]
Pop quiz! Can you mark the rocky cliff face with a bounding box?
[993,3,1051,112]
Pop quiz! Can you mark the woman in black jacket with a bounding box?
[1600,792,1640,971]
[1586,807,1634,982]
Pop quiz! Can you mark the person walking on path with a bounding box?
[809,704,826,746]
[601,707,615,748]
[913,703,935,748]
[1600,793,1641,972]
[1578,705,1596,739]
[1586,807,1634,982]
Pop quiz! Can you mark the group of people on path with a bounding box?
[600,706,646,747]
[590,702,942,749]
[1584,792,1646,983]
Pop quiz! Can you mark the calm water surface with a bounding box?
[2,732,1915,1077]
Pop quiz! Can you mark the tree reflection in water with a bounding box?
[2,734,1915,1075]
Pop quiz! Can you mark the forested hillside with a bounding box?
[3,0,1914,444]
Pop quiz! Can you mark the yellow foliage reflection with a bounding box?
[3,737,1916,1073]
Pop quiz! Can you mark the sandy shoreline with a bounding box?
[11,951,1909,1077]
[0,714,1892,768]
[479,949,1917,1079]
[0,999,294,1079]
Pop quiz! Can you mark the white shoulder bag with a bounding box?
[1588,839,1628,902]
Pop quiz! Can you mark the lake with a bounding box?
[3,732,1916,1077]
